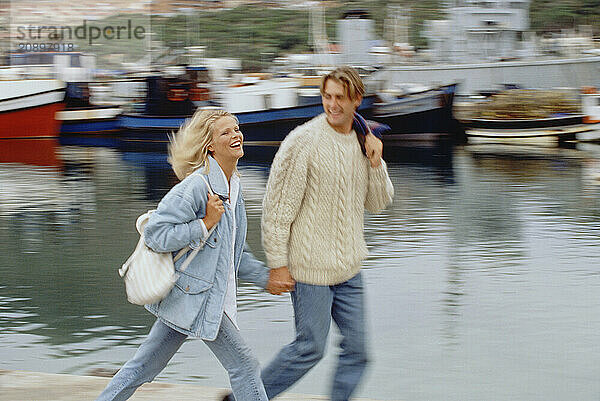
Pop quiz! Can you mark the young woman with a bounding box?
[97,109,285,401]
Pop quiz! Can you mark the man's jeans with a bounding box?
[261,272,368,401]
[96,314,267,401]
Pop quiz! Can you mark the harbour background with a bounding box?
[1,137,600,400]
[3,0,600,399]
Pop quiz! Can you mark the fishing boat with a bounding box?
[119,72,464,150]
[457,88,600,145]
[370,0,600,96]
[463,123,599,146]
[0,76,65,139]
[370,83,461,144]
[119,75,377,149]
[57,105,122,135]
[115,7,466,149]
[12,52,128,135]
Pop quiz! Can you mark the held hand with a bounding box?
[202,194,224,230]
[267,266,296,295]
[364,132,383,168]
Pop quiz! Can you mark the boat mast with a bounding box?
[309,1,333,66]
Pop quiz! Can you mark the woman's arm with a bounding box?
[144,176,214,252]
[237,244,270,289]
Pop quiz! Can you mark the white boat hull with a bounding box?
[576,124,600,142]
[0,79,65,112]
[466,123,600,146]
[55,107,122,121]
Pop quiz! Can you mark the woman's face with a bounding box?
[208,116,244,163]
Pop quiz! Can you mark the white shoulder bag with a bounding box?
[118,175,216,306]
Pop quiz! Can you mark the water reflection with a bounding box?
[119,151,178,202]
[1,139,600,400]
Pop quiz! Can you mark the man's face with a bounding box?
[322,79,362,134]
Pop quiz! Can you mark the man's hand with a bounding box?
[267,266,296,295]
[364,132,383,168]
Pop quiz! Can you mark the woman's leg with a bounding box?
[96,319,187,401]
[204,314,267,401]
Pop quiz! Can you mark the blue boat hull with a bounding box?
[371,83,462,143]
[60,118,120,135]
[117,84,461,151]
[118,97,376,148]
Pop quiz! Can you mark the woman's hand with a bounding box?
[202,193,224,230]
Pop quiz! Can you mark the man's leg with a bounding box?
[261,282,333,399]
[330,272,369,401]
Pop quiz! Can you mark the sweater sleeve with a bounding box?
[261,129,312,269]
[365,159,394,213]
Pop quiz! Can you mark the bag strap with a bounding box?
[174,174,217,273]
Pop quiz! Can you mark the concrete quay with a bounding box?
[0,370,385,401]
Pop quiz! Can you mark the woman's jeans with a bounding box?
[96,314,267,401]
[261,272,369,401]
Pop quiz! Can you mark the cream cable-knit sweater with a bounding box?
[261,114,394,285]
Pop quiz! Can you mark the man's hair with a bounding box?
[319,66,365,100]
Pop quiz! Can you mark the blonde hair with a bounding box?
[320,66,365,101]
[168,109,237,180]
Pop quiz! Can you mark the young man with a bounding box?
[260,66,394,400]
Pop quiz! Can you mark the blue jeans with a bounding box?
[96,314,267,401]
[261,272,369,401]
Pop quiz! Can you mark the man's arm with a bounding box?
[364,132,383,168]
[261,130,312,273]
[364,133,394,213]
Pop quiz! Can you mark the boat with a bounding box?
[375,56,600,98]
[119,77,377,149]
[57,105,122,135]
[370,83,461,144]
[116,47,377,148]
[57,76,123,135]
[0,68,65,139]
[463,123,599,146]
[119,51,462,149]
[368,0,600,96]
[6,51,125,136]
[119,73,463,150]
[457,88,600,145]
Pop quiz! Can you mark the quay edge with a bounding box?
[0,370,387,401]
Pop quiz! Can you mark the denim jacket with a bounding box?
[143,156,269,341]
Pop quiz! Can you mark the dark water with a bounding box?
[1,139,600,401]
